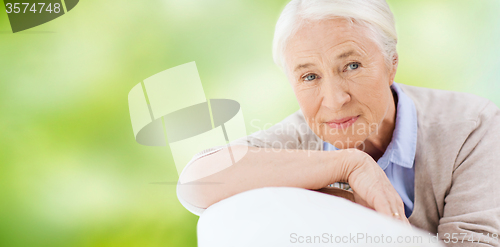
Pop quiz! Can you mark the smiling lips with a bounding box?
[326,115,359,129]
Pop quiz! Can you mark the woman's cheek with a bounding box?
[295,85,318,105]
[300,95,321,119]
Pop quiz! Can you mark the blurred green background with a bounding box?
[0,0,499,246]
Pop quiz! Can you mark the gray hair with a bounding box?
[272,0,398,73]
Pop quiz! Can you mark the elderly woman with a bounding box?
[177,0,500,245]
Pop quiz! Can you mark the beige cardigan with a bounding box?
[179,83,500,246]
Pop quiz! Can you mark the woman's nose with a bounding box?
[320,80,351,111]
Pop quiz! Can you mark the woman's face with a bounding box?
[285,18,397,149]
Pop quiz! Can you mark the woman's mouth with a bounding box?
[326,115,359,129]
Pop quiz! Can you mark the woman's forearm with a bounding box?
[178,145,352,209]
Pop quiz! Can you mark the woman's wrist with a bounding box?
[320,148,364,186]
[338,149,368,183]
[344,149,376,188]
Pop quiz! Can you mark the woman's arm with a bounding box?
[437,101,500,246]
[178,145,408,222]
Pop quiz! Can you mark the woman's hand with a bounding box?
[337,149,410,225]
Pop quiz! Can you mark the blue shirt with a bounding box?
[323,82,418,218]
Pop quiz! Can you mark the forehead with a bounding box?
[285,18,378,64]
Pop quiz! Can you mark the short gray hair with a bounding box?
[272,0,398,73]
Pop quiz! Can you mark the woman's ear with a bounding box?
[389,53,399,84]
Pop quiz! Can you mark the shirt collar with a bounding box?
[323,82,418,170]
[377,82,418,170]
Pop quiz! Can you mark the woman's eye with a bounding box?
[346,62,360,71]
[303,74,318,81]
